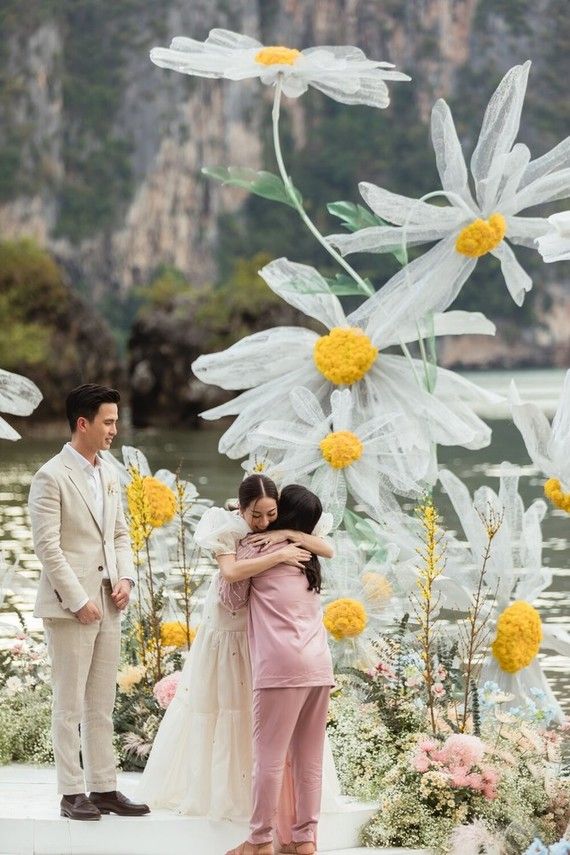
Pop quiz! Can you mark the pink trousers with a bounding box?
[249,686,330,846]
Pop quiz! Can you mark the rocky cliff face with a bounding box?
[0,0,568,374]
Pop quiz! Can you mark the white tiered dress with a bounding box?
[137,507,341,820]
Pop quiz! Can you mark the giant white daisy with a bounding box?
[251,386,426,525]
[150,28,409,107]
[330,62,570,307]
[439,465,570,720]
[536,211,570,263]
[0,368,42,441]
[192,257,499,459]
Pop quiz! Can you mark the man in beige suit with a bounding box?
[28,384,150,821]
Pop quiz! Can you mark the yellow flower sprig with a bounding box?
[160,621,197,649]
[414,497,446,735]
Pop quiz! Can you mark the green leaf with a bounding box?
[202,166,302,209]
[325,273,375,296]
[328,200,408,267]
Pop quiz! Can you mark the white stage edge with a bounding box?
[0,765,430,855]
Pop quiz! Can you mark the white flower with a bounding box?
[192,257,499,460]
[240,446,284,481]
[536,211,570,262]
[439,465,570,720]
[0,368,42,441]
[4,676,23,696]
[252,386,425,525]
[150,29,410,108]
[330,62,570,306]
[510,370,570,488]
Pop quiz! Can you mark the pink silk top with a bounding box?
[219,540,334,691]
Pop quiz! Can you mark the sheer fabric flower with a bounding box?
[192,257,499,459]
[439,465,570,720]
[511,370,570,491]
[536,211,570,262]
[251,386,424,525]
[330,62,570,307]
[0,368,42,441]
[150,29,409,107]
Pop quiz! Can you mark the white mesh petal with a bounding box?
[150,47,231,78]
[521,136,570,188]
[329,388,353,432]
[329,223,452,255]
[205,29,261,50]
[493,143,531,214]
[252,420,318,450]
[289,386,327,427]
[490,241,532,306]
[505,215,549,248]
[259,258,346,330]
[281,75,309,98]
[470,62,531,205]
[309,73,391,109]
[395,310,495,345]
[350,237,476,335]
[510,167,570,212]
[121,446,152,477]
[310,465,346,527]
[438,469,490,568]
[430,99,475,209]
[510,381,555,475]
[0,416,20,441]
[192,327,315,390]
[359,183,463,227]
[0,369,42,416]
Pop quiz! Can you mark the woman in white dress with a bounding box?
[137,474,341,829]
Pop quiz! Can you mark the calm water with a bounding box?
[1,369,568,709]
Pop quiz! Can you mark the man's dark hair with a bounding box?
[66,384,120,432]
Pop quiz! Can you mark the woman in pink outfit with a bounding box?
[221,485,334,855]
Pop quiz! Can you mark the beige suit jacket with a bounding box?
[28,444,134,619]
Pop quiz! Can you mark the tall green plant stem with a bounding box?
[272,76,374,297]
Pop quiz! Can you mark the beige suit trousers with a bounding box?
[44,582,121,794]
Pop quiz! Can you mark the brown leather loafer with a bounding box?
[89,790,150,816]
[60,793,101,821]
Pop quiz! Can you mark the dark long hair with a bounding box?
[269,484,323,593]
[238,474,279,510]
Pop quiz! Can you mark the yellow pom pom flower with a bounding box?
[492,600,543,673]
[544,477,570,513]
[323,597,368,640]
[160,621,197,649]
[455,213,506,258]
[320,430,364,469]
[313,327,378,386]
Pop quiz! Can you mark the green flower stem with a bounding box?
[272,76,374,297]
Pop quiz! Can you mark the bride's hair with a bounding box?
[237,474,279,510]
[269,484,323,593]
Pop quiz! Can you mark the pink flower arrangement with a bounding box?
[412,733,499,800]
[153,671,181,709]
[375,661,397,680]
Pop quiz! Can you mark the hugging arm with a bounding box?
[217,541,311,583]
[247,529,334,559]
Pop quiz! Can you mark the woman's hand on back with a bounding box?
[247,530,290,548]
[279,542,311,569]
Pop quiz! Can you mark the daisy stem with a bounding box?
[271,77,374,297]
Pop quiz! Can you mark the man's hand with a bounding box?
[74,601,102,624]
[111,579,132,611]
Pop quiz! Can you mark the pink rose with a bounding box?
[153,671,181,709]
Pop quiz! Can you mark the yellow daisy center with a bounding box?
[544,477,570,513]
[455,213,506,257]
[491,600,542,674]
[313,327,378,385]
[320,430,363,469]
[324,598,368,640]
[255,46,301,66]
[362,572,393,605]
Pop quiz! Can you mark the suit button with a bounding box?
[98,565,104,572]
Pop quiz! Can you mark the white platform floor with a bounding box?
[0,765,429,855]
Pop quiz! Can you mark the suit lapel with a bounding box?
[61,447,103,534]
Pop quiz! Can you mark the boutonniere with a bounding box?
[106,481,118,497]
